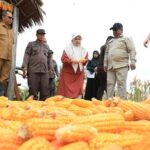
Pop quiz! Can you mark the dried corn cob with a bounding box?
[0,107,25,120]
[0,143,20,150]
[0,96,8,101]
[17,137,53,150]
[87,106,103,114]
[71,99,94,108]
[91,98,103,105]
[68,104,93,116]
[25,118,65,141]
[94,105,109,113]
[89,132,144,150]
[0,99,9,107]
[0,127,25,150]
[141,98,150,104]
[48,108,75,117]
[125,120,150,134]
[107,107,124,114]
[118,100,150,120]
[99,144,122,150]
[45,95,64,102]
[55,124,97,143]
[129,134,150,150]
[73,113,125,132]
[123,110,135,121]
[40,106,76,119]
[0,106,46,121]
[55,116,75,124]
[55,100,72,108]
[58,141,89,150]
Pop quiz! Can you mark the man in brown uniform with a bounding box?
[97,36,113,100]
[0,11,14,95]
[49,50,59,96]
[104,23,136,99]
[22,29,51,100]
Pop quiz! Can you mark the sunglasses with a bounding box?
[7,16,13,19]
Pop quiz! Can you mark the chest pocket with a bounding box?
[0,27,7,36]
[116,39,127,50]
[31,45,39,55]
[43,49,48,56]
[43,45,49,57]
[0,32,7,41]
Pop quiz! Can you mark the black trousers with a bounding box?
[97,72,107,100]
[84,77,100,100]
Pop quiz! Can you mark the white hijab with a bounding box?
[65,33,87,73]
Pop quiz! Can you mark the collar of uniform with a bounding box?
[119,34,124,37]
[36,40,44,44]
[114,34,123,39]
[0,22,11,29]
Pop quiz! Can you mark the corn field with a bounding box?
[127,77,150,101]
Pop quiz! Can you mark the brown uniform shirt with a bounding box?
[0,22,14,60]
[22,41,51,74]
[104,35,136,70]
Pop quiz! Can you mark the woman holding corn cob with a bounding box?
[57,33,88,98]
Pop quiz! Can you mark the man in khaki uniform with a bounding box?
[104,23,136,99]
[0,11,14,95]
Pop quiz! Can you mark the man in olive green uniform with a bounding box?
[0,11,14,95]
[104,23,136,99]
[22,29,51,100]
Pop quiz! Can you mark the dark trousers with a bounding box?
[49,78,56,96]
[97,72,107,100]
[84,77,100,100]
[28,73,50,100]
[0,59,11,96]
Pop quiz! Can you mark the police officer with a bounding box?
[22,29,51,100]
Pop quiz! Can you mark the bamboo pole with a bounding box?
[7,6,19,100]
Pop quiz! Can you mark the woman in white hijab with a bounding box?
[57,33,88,98]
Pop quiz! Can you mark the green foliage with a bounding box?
[127,77,150,101]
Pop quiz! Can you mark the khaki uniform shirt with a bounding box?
[22,41,51,74]
[104,35,136,70]
[0,22,14,60]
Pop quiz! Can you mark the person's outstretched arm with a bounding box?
[144,33,150,48]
